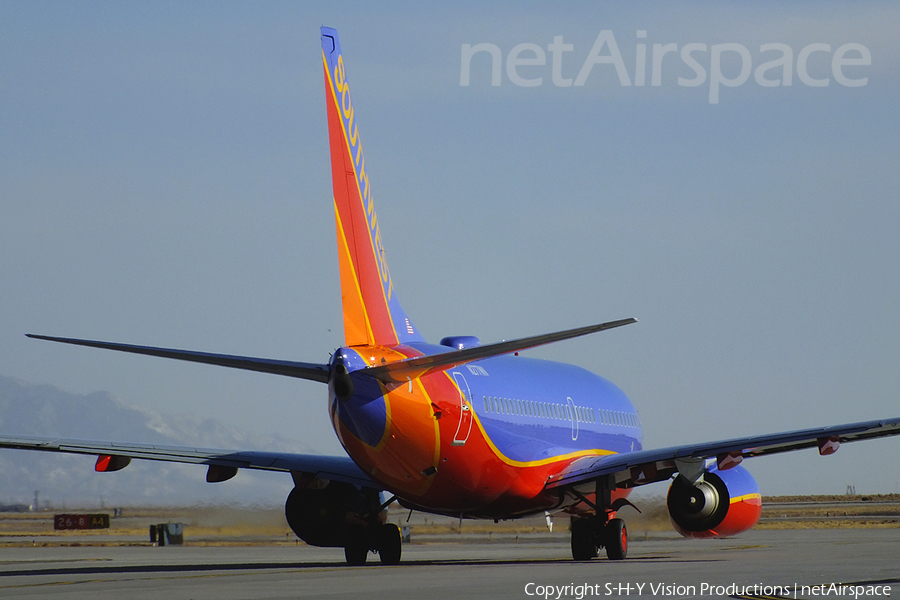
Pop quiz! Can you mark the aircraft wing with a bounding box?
[0,434,376,488]
[545,417,900,490]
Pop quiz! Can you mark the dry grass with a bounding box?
[0,495,897,547]
[757,494,900,529]
[0,505,293,546]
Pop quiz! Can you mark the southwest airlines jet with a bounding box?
[3,27,900,566]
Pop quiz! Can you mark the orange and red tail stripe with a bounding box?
[321,27,423,348]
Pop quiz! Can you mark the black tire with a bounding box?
[377,523,402,565]
[344,527,369,566]
[604,518,627,560]
[570,518,598,561]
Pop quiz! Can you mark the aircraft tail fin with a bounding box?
[321,27,424,348]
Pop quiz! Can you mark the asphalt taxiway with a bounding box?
[0,529,897,600]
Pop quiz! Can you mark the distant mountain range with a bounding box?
[0,375,308,508]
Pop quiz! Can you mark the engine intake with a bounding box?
[667,464,761,538]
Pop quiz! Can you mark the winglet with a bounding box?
[321,27,424,348]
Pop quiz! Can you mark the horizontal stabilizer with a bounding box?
[360,318,637,382]
[26,334,330,383]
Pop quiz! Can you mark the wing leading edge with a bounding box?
[547,417,900,490]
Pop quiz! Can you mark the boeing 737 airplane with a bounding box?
[3,27,900,565]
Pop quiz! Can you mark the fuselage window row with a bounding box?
[480,395,638,427]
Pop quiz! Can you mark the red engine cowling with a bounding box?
[667,464,761,538]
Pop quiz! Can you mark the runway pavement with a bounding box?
[0,529,897,600]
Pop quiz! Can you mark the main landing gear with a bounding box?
[283,483,403,566]
[569,476,631,561]
[344,522,403,566]
[570,515,627,561]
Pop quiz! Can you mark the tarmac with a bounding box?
[0,529,897,600]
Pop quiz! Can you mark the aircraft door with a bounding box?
[567,397,579,441]
[451,372,474,446]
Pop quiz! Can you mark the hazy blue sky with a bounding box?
[2,1,899,496]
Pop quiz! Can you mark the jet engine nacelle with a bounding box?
[284,481,381,547]
[667,464,761,539]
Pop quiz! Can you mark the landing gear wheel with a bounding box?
[377,523,402,565]
[570,518,598,561]
[604,518,627,560]
[344,528,369,566]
